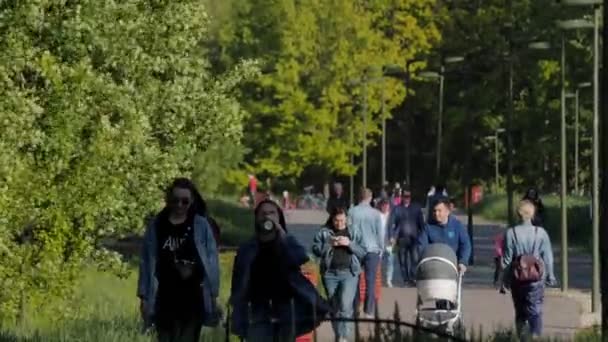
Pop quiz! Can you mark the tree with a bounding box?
[207,0,442,181]
[0,0,256,319]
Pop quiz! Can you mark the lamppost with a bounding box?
[419,56,465,179]
[352,70,386,190]
[484,128,506,193]
[502,38,551,226]
[556,17,595,293]
[559,0,603,313]
[383,62,418,188]
[573,82,592,196]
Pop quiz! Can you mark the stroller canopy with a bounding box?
[417,243,458,281]
[416,243,459,303]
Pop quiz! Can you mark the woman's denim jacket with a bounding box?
[137,214,220,327]
[311,226,367,275]
[229,235,330,338]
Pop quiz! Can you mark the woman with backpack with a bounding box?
[501,200,556,338]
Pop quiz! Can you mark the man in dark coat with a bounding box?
[326,182,350,214]
[387,190,425,286]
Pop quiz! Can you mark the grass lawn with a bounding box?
[0,252,237,342]
[473,194,592,253]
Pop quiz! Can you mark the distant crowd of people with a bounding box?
[136,177,555,342]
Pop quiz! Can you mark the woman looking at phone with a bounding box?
[312,207,366,342]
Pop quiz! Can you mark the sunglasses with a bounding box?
[171,197,192,206]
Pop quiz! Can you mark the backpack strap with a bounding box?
[512,226,540,256]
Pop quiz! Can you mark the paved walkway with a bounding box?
[283,209,590,340]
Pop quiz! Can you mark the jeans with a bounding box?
[362,252,381,315]
[322,269,359,339]
[397,241,418,283]
[383,249,394,285]
[511,282,544,337]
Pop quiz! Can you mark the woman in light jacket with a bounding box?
[137,178,220,342]
[312,207,366,342]
[502,200,556,338]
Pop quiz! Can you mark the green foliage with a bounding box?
[0,0,257,321]
[207,0,443,179]
[0,253,237,341]
[193,138,249,196]
[206,198,254,246]
[474,194,592,252]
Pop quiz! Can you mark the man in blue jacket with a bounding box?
[418,198,471,274]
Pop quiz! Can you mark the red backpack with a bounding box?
[510,227,544,284]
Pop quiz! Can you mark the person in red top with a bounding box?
[494,231,506,293]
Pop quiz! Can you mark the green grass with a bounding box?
[0,253,237,342]
[0,253,601,341]
[473,194,592,252]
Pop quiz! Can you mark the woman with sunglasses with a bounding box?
[137,178,220,342]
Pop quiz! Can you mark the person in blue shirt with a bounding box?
[347,188,383,318]
[418,198,471,274]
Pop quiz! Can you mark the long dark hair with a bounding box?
[254,199,287,232]
[162,177,221,243]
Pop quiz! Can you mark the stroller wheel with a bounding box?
[452,319,466,339]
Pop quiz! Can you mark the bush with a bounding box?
[473,194,592,252]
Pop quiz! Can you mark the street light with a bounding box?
[503,40,552,227]
[574,82,592,196]
[556,17,594,293]
[484,128,506,193]
[350,71,386,190]
[383,62,420,187]
[558,0,603,314]
[419,56,465,179]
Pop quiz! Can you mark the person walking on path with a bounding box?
[493,229,506,293]
[501,200,556,338]
[348,188,384,318]
[388,190,425,287]
[327,182,350,214]
[377,199,394,288]
[137,178,221,342]
[522,188,545,227]
[230,200,329,341]
[312,207,366,342]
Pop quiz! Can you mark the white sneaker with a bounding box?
[338,338,348,342]
[387,281,393,288]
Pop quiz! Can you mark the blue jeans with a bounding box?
[397,242,418,283]
[383,250,394,284]
[323,269,358,339]
[511,282,544,336]
[362,252,381,315]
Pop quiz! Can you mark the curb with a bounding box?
[545,289,600,327]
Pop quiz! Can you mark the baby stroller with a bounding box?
[415,243,464,337]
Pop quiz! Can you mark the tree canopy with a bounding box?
[0,0,256,318]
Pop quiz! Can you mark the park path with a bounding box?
[283,209,591,340]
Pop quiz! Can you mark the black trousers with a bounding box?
[156,314,204,342]
[397,240,418,283]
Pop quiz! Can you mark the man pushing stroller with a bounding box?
[417,198,471,308]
